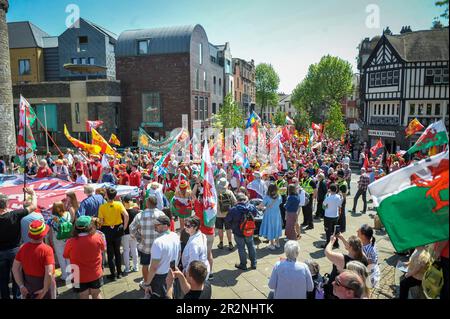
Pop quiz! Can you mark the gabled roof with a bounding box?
[385,28,449,62]
[8,21,52,48]
[116,25,205,57]
[83,18,117,41]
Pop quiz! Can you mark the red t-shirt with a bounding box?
[440,241,449,259]
[129,171,141,187]
[36,167,53,178]
[15,242,55,277]
[63,233,105,283]
[194,199,215,235]
[118,172,130,185]
[91,162,103,181]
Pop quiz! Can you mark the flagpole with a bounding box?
[34,115,63,157]
[23,100,27,199]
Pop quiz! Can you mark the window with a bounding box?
[212,103,216,114]
[381,72,387,85]
[393,70,399,85]
[71,58,78,64]
[375,72,381,86]
[378,104,381,115]
[78,36,88,52]
[80,57,87,65]
[199,43,203,65]
[387,104,391,115]
[435,103,441,116]
[195,97,199,120]
[142,92,161,123]
[219,78,222,87]
[75,103,80,124]
[88,57,95,65]
[19,59,31,75]
[397,104,399,115]
[204,97,208,120]
[195,69,199,90]
[382,104,386,115]
[213,76,216,94]
[203,71,207,91]
[418,104,425,115]
[373,104,377,115]
[199,97,204,120]
[387,71,393,85]
[409,103,415,115]
[138,40,150,55]
[426,104,432,115]
[425,68,449,85]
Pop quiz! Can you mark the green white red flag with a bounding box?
[368,150,449,252]
[201,139,218,227]
[407,120,448,154]
[16,95,37,164]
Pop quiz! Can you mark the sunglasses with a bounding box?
[334,277,351,290]
[184,224,194,228]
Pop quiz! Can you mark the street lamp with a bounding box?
[42,99,49,153]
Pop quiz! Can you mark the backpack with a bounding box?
[218,192,233,214]
[240,210,256,237]
[422,261,444,299]
[56,217,73,240]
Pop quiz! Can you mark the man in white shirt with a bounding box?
[143,215,180,299]
[147,182,165,210]
[64,149,74,166]
[75,169,88,184]
[321,184,342,249]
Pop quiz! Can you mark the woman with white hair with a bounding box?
[36,159,53,178]
[268,240,314,299]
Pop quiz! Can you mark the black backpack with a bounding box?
[219,192,233,214]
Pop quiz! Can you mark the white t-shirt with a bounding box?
[323,193,342,218]
[182,231,210,275]
[343,156,350,165]
[151,231,181,275]
[75,175,88,184]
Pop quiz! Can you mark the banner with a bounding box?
[16,95,37,164]
[64,124,101,154]
[0,177,138,213]
[138,127,188,152]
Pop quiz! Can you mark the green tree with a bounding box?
[432,18,444,29]
[294,107,311,132]
[212,93,244,130]
[324,102,346,139]
[436,0,449,20]
[256,63,280,120]
[291,55,353,123]
[273,109,286,126]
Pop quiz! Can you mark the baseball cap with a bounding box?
[75,216,92,229]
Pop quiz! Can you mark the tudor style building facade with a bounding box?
[359,28,449,152]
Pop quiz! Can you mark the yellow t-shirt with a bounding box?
[98,201,125,226]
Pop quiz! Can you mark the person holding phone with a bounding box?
[320,184,342,249]
[181,217,210,278]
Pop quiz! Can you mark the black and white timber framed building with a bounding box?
[359,28,449,152]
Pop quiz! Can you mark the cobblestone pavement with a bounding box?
[56,173,400,299]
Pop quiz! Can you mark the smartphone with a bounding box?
[334,225,341,235]
[170,260,176,271]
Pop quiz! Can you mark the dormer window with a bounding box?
[138,39,150,55]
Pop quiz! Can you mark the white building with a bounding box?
[360,28,449,152]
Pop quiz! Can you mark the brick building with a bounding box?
[233,58,256,116]
[115,24,224,146]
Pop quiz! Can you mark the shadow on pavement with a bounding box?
[212,269,241,287]
[111,289,143,299]
[309,249,325,259]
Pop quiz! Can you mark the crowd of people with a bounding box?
[0,134,448,300]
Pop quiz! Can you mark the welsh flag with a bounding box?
[407,120,448,155]
[86,120,104,132]
[201,139,218,227]
[368,150,449,252]
[16,96,37,164]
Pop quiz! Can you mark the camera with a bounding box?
[334,225,341,235]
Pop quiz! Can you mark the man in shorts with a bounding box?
[215,178,237,250]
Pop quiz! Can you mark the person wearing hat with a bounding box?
[129,163,142,188]
[171,180,192,231]
[12,220,55,299]
[0,187,37,299]
[225,193,258,270]
[142,214,180,299]
[63,216,106,299]
[215,178,236,251]
[53,159,71,181]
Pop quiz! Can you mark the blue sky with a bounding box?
[7,0,445,93]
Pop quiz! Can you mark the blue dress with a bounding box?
[259,195,283,240]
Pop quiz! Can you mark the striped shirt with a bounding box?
[129,208,165,254]
[363,243,378,265]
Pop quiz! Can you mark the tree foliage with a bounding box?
[212,93,244,130]
[291,55,353,123]
[294,107,311,132]
[273,109,286,126]
[436,0,449,19]
[256,63,280,118]
[324,102,346,139]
